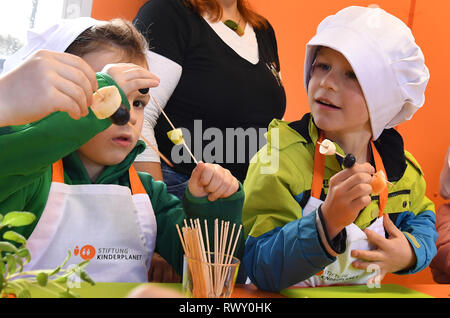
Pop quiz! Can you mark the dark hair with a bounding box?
[65,18,148,63]
[183,0,268,29]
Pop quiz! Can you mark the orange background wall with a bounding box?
[92,0,450,284]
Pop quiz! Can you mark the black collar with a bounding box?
[288,113,407,182]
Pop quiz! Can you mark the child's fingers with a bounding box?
[336,173,372,202]
[383,214,402,238]
[198,163,218,188]
[53,78,90,120]
[351,259,382,271]
[102,63,160,94]
[207,170,235,201]
[363,228,389,250]
[220,176,239,199]
[204,165,226,193]
[349,193,372,212]
[189,161,206,185]
[351,248,384,263]
[121,78,160,95]
[329,163,375,187]
[341,171,373,191]
[330,173,372,212]
[121,66,160,82]
[53,63,94,115]
[52,51,98,91]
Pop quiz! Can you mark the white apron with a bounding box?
[23,159,157,283]
[297,134,388,287]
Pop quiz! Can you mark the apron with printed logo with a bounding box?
[297,134,388,287]
[23,159,157,283]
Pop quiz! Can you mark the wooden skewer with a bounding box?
[203,219,213,296]
[151,96,198,164]
[95,90,104,99]
[151,96,176,131]
[178,218,241,298]
[95,89,175,167]
[182,141,198,165]
[127,122,174,168]
[317,142,394,185]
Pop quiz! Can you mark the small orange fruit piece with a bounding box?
[371,170,387,195]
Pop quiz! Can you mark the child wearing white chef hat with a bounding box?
[0,17,244,284]
[242,6,437,292]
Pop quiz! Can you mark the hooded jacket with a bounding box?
[0,74,244,276]
[242,113,437,292]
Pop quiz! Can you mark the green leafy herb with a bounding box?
[0,211,95,298]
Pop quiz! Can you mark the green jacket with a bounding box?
[0,74,244,276]
[243,113,437,292]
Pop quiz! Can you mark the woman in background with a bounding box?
[133,0,286,197]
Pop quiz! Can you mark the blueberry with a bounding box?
[109,105,130,126]
[343,154,356,168]
[138,88,149,94]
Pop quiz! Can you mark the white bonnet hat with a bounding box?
[304,6,430,140]
[2,17,101,74]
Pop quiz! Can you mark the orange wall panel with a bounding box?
[91,0,146,21]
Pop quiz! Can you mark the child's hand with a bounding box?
[321,163,375,238]
[351,215,417,281]
[188,162,239,201]
[0,49,98,126]
[101,63,160,99]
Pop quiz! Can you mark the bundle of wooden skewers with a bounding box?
[176,219,242,298]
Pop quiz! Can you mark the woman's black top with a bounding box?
[134,0,286,182]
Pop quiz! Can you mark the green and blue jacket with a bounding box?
[242,113,437,292]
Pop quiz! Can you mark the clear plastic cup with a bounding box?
[182,252,240,298]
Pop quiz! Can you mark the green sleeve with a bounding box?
[0,72,127,205]
[0,110,111,240]
[0,111,111,203]
[243,143,305,239]
[0,73,125,238]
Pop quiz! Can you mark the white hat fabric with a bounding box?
[304,6,430,140]
[2,17,101,74]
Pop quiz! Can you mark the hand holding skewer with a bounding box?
[317,139,392,194]
[151,96,198,164]
[317,140,356,168]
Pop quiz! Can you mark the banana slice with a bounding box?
[319,139,336,155]
[167,128,184,145]
[91,86,122,119]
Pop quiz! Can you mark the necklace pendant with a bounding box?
[224,19,244,36]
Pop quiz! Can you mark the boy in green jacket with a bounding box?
[0,18,243,283]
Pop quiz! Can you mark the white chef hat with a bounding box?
[304,6,430,140]
[2,17,101,74]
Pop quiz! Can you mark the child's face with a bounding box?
[308,47,371,137]
[77,46,149,167]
